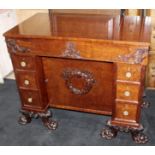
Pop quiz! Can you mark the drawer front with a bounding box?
[16,71,38,90]
[115,101,138,122]
[12,38,144,64]
[116,63,142,81]
[11,54,35,71]
[19,89,41,108]
[116,83,140,101]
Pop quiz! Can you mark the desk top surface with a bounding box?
[4,13,151,43]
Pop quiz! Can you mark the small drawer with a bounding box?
[11,54,35,71]
[19,89,41,108]
[16,71,38,89]
[116,83,140,101]
[115,101,138,122]
[116,63,142,81]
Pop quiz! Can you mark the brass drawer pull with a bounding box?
[123,110,129,116]
[20,61,26,67]
[124,90,130,97]
[24,80,30,85]
[27,97,33,103]
[125,71,132,78]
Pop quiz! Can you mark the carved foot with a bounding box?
[101,120,148,144]
[18,114,31,125]
[18,109,58,130]
[131,131,148,144]
[42,118,58,130]
[141,101,150,108]
[40,109,58,130]
[101,127,117,140]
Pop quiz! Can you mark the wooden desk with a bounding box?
[4,13,151,144]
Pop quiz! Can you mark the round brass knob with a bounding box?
[125,71,132,78]
[124,90,130,97]
[20,61,26,67]
[24,80,30,85]
[123,110,129,116]
[27,97,32,103]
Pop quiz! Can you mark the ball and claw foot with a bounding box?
[18,109,58,131]
[42,118,58,130]
[131,131,148,144]
[141,101,150,108]
[18,115,31,125]
[101,127,117,140]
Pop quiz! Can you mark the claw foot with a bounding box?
[141,101,150,108]
[42,118,58,130]
[18,114,31,125]
[101,127,117,140]
[18,109,58,130]
[131,131,148,144]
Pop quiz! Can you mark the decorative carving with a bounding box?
[101,120,148,144]
[117,48,148,64]
[141,101,150,108]
[6,39,30,53]
[142,95,150,108]
[62,68,96,95]
[18,114,32,125]
[61,42,82,58]
[18,109,58,130]
[101,127,117,140]
[131,131,148,144]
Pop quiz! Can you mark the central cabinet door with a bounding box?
[43,57,114,115]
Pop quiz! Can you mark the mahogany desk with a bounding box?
[4,13,151,144]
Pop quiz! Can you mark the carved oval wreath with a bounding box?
[62,68,96,95]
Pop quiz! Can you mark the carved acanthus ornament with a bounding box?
[117,48,148,64]
[61,42,82,58]
[6,39,30,53]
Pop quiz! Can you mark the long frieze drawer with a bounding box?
[116,63,142,82]
[6,38,149,65]
[11,54,36,71]
[116,82,140,101]
[114,101,139,122]
[19,89,42,108]
[16,71,38,90]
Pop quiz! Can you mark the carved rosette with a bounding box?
[61,42,82,58]
[62,68,96,95]
[117,48,148,64]
[6,38,30,53]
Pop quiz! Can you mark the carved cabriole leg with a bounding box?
[101,120,148,144]
[18,109,58,130]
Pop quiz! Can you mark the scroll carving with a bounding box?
[117,48,148,64]
[6,39,30,53]
[61,42,82,58]
[62,68,96,95]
